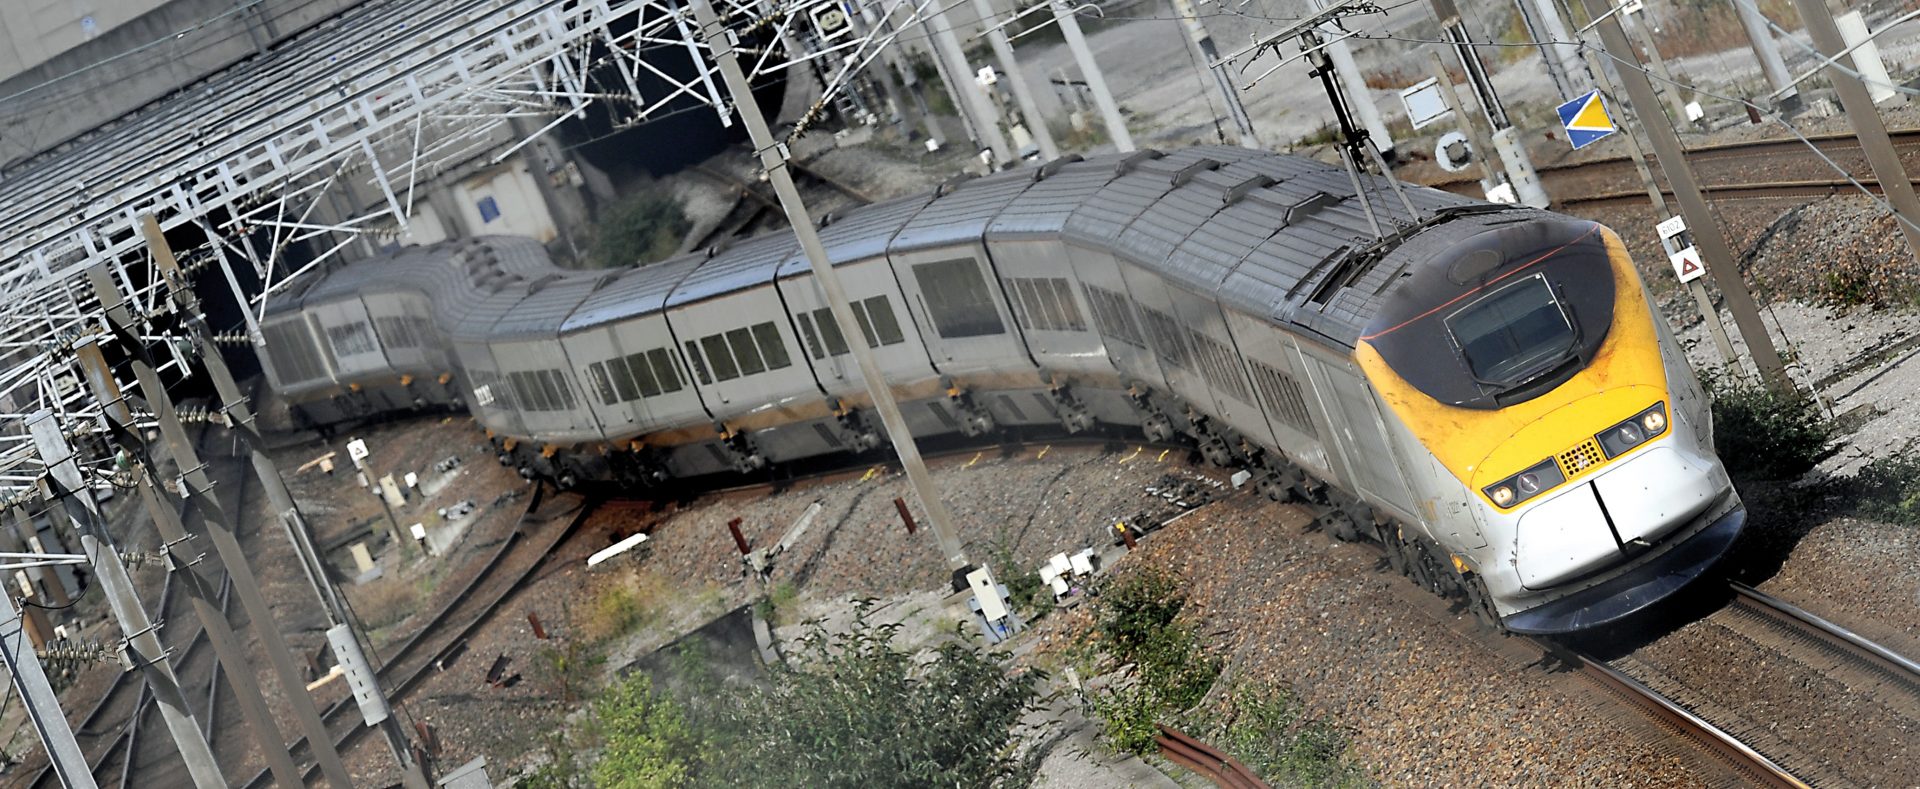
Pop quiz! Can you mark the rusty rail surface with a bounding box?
[1154,724,1269,789]
[1729,581,1920,687]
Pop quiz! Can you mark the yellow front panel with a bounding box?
[1354,227,1669,498]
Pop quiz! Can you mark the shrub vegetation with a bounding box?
[1703,374,1836,482]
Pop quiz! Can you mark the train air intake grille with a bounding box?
[1557,439,1605,477]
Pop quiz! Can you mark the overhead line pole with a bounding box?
[138,216,432,788]
[925,0,1016,165]
[1049,0,1134,151]
[1785,0,1920,266]
[692,0,974,577]
[26,412,225,789]
[1169,0,1261,148]
[0,576,94,789]
[970,0,1060,160]
[1579,0,1788,386]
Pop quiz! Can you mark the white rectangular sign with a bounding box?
[1399,78,1451,130]
[1656,215,1687,240]
[1669,245,1707,284]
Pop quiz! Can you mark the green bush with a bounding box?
[1852,447,1920,525]
[1203,683,1375,788]
[1704,374,1836,482]
[590,674,703,789]
[1089,570,1221,755]
[590,191,690,269]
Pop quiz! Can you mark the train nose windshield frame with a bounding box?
[1445,273,1579,388]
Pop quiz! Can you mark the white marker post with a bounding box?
[1656,215,1738,369]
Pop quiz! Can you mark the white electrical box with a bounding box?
[327,623,391,725]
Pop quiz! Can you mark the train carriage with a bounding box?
[259,147,1744,633]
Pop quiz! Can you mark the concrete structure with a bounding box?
[0,0,370,168]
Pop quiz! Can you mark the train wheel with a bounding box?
[1464,574,1508,634]
[1375,522,1408,576]
[1320,509,1362,542]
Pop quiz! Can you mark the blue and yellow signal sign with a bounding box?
[1556,90,1616,150]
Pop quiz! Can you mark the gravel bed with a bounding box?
[1617,614,1920,786]
[1743,515,1920,657]
[1024,494,1714,787]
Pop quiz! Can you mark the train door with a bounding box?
[1296,347,1420,521]
[562,326,650,439]
[888,246,1025,375]
[1063,244,1160,387]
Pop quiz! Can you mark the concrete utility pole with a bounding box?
[138,218,433,787]
[1427,52,1502,192]
[27,412,225,789]
[71,341,308,788]
[1621,9,1692,125]
[1527,0,1586,94]
[1510,0,1575,99]
[1169,0,1261,148]
[1581,0,1788,386]
[925,0,1016,166]
[1734,0,1799,111]
[1050,0,1135,151]
[0,578,94,788]
[914,8,983,151]
[970,0,1060,160]
[1576,48,1739,368]
[1429,0,1549,207]
[84,266,360,789]
[693,0,974,573]
[1787,0,1920,266]
[1313,0,1395,158]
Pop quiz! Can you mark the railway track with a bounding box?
[240,484,598,788]
[1426,128,1920,209]
[1558,581,1920,788]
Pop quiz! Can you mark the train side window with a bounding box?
[850,302,880,347]
[587,363,618,406]
[648,348,683,393]
[726,328,765,376]
[863,297,905,345]
[1083,286,1143,346]
[545,370,576,409]
[1250,360,1316,435]
[684,341,713,385]
[624,351,662,398]
[913,258,1005,338]
[1049,280,1086,331]
[327,322,376,356]
[794,313,826,359]
[1002,279,1031,330]
[1140,308,1191,369]
[510,371,546,411]
[534,370,564,410]
[605,355,641,402]
[701,335,740,381]
[810,308,851,356]
[751,322,792,370]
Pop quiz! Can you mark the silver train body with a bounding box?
[260,147,1744,632]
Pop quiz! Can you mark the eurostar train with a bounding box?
[259,146,1743,633]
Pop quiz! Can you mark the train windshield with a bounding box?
[1446,274,1577,387]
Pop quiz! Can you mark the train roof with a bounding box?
[889,170,1035,254]
[489,273,605,341]
[668,230,796,307]
[562,254,703,331]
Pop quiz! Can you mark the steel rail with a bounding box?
[1728,581,1920,686]
[1551,644,1810,789]
[1154,724,1269,789]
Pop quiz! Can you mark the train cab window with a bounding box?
[1445,274,1578,387]
[913,258,1005,338]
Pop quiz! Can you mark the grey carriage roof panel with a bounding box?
[1060,148,1238,249]
[562,254,704,331]
[489,273,604,341]
[447,286,530,343]
[771,193,934,277]
[983,155,1127,238]
[888,171,1035,253]
[667,229,795,307]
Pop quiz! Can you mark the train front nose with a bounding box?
[1512,441,1724,589]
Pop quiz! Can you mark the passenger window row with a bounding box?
[326,322,377,357]
[1139,307,1191,370]
[1082,285,1145,348]
[1186,328,1251,402]
[587,348,683,405]
[793,297,906,360]
[1249,359,1316,435]
[684,321,792,385]
[913,258,1005,339]
[1003,277,1087,333]
[508,369,577,412]
[375,315,434,350]
[264,322,328,383]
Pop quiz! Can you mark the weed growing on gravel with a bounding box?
[1851,446,1920,525]
[1090,569,1221,755]
[582,570,666,644]
[1704,374,1837,482]
[1193,682,1375,788]
[752,581,798,625]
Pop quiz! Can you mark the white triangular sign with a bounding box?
[1668,246,1706,284]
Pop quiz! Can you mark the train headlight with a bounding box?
[1598,402,1668,458]
[1483,458,1565,509]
